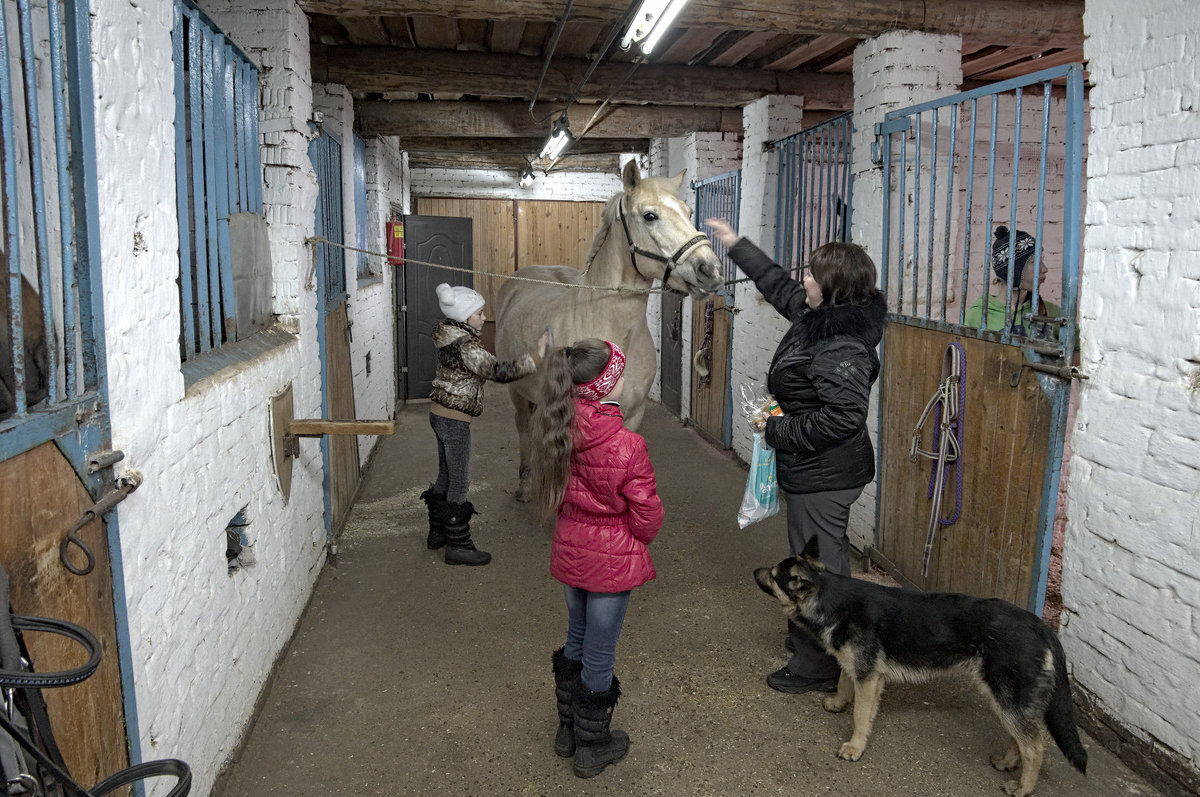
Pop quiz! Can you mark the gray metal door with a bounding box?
[659,291,683,415]
[401,214,473,400]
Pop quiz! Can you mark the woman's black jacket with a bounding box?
[728,237,886,495]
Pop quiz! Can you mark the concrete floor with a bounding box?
[213,391,1164,797]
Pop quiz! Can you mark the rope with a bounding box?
[304,235,685,296]
[909,341,966,577]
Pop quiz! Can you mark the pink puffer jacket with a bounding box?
[549,400,663,593]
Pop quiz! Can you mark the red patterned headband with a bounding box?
[572,342,626,400]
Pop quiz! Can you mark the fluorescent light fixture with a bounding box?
[519,164,536,188]
[539,115,573,161]
[619,0,692,55]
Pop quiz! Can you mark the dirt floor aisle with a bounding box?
[213,392,1162,797]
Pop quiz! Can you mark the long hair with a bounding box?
[807,242,877,306]
[530,339,613,520]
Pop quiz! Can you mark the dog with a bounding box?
[754,536,1087,797]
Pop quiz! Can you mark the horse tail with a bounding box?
[530,346,578,520]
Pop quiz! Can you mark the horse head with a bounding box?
[617,161,724,299]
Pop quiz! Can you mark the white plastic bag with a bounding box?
[738,432,779,528]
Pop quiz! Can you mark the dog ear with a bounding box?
[799,536,823,567]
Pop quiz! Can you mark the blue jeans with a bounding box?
[563,586,631,692]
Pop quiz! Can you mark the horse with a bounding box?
[494,160,724,501]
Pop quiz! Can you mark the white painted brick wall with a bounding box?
[94,3,328,796]
[729,96,804,469]
[1061,0,1200,770]
[410,165,621,201]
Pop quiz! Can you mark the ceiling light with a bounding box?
[619,0,692,55]
[539,114,574,161]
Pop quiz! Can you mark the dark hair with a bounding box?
[529,338,612,519]
[807,242,877,306]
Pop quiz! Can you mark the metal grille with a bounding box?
[173,0,263,360]
[1,0,102,423]
[692,170,740,285]
[310,132,346,304]
[774,112,853,280]
[875,63,1084,353]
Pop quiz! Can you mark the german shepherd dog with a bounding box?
[754,537,1087,797]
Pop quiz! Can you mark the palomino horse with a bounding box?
[494,161,724,500]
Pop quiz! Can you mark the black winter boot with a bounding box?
[419,486,447,549]
[442,500,491,566]
[552,647,583,757]
[571,676,629,778]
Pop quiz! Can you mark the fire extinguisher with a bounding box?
[386,220,404,266]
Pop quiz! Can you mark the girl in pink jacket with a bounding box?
[531,338,663,780]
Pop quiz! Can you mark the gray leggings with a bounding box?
[430,413,471,504]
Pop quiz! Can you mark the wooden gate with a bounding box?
[310,131,360,535]
[872,64,1085,611]
[0,0,130,782]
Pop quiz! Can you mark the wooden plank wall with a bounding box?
[877,323,1052,607]
[515,199,605,273]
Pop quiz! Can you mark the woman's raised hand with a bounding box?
[704,218,739,248]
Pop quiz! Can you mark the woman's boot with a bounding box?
[571,676,629,778]
[442,500,491,566]
[552,647,583,757]
[419,486,447,549]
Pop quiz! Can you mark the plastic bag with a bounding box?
[738,431,779,528]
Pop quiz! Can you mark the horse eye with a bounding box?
[642,211,658,222]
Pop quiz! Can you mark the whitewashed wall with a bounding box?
[94,2,331,795]
[410,165,621,201]
[1061,0,1200,787]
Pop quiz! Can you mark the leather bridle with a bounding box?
[618,197,710,294]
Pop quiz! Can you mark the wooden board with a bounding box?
[877,323,1052,606]
[690,295,731,447]
[0,441,129,786]
[326,303,360,533]
[515,199,605,272]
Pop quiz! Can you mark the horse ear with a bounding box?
[670,170,686,192]
[622,159,641,191]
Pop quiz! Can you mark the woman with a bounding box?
[706,219,886,694]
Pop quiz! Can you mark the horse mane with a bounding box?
[583,191,623,271]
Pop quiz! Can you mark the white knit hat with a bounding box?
[436,283,485,322]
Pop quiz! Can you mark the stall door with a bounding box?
[0,0,129,782]
[872,64,1085,612]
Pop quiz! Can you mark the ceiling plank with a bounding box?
[970,47,1084,81]
[355,101,742,138]
[707,31,776,67]
[489,19,525,53]
[299,0,1083,49]
[338,16,391,45]
[394,136,649,155]
[314,46,853,109]
[410,14,459,49]
[764,34,858,71]
[408,152,621,171]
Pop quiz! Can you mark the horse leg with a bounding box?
[509,386,535,502]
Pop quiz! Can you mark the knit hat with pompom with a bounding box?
[990,226,1037,285]
[436,283,485,322]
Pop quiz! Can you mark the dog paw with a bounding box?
[990,752,1020,771]
[823,696,849,713]
[1001,779,1029,796]
[837,742,864,761]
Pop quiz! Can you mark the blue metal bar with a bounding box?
[1006,87,1024,328]
[940,105,957,323]
[841,116,853,242]
[236,61,250,210]
[960,99,978,325]
[1031,83,1051,321]
[17,0,58,405]
[47,0,79,398]
[927,111,938,318]
[897,130,907,313]
[912,112,922,318]
[1061,65,1084,343]
[879,131,892,305]
[173,3,195,359]
[189,11,210,353]
[883,63,1080,120]
[202,28,221,347]
[0,0,25,417]
[983,93,999,332]
[215,43,236,342]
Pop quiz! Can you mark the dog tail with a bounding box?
[1045,641,1088,775]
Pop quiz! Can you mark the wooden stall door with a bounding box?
[0,443,129,786]
[690,295,731,447]
[326,303,360,532]
[876,324,1054,607]
[659,292,684,416]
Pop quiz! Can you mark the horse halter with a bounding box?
[618,197,710,293]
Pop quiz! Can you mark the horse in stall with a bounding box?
[494,161,724,500]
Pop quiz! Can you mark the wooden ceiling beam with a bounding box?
[299,0,1083,49]
[355,100,742,138]
[407,152,621,172]
[314,46,853,109]
[394,136,649,155]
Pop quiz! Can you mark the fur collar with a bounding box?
[797,289,886,348]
